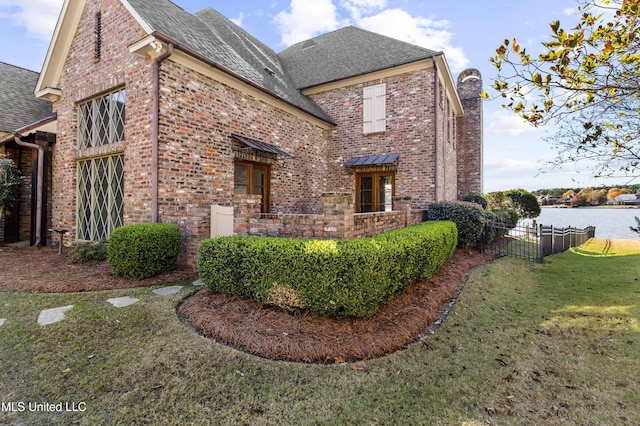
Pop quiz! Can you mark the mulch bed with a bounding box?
[1,243,495,363]
[0,245,195,292]
[178,247,496,363]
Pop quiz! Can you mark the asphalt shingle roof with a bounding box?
[279,26,442,89]
[126,0,333,123]
[0,62,53,133]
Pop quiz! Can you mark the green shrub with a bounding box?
[197,221,457,318]
[487,189,540,219]
[462,192,488,209]
[0,157,22,219]
[480,210,519,244]
[70,241,108,263]
[425,202,484,246]
[107,223,182,279]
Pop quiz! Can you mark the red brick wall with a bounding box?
[309,68,459,208]
[157,61,331,261]
[234,193,426,240]
[50,0,152,242]
[49,1,332,264]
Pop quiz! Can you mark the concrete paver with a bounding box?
[38,305,74,326]
[106,296,139,308]
[8,281,201,328]
[152,285,183,296]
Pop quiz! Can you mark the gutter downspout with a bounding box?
[433,56,440,202]
[151,43,174,223]
[14,134,44,245]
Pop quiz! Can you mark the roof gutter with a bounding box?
[433,56,440,202]
[151,42,174,223]
[13,134,45,245]
[0,114,58,145]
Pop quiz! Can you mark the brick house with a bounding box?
[6,0,482,265]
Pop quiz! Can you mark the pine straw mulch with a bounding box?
[0,244,196,293]
[1,242,497,363]
[178,247,497,364]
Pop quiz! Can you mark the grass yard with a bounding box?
[0,239,638,425]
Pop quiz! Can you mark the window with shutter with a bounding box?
[363,83,386,134]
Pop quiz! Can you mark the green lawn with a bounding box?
[1,239,638,425]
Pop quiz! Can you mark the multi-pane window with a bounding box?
[77,87,125,241]
[234,161,271,213]
[77,155,124,241]
[363,83,386,134]
[356,172,394,213]
[78,87,125,149]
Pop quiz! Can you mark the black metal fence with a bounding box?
[479,220,596,262]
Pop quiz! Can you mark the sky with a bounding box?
[0,0,633,193]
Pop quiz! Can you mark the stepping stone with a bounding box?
[152,285,183,296]
[106,296,139,308]
[192,279,204,287]
[38,305,74,326]
[0,318,6,327]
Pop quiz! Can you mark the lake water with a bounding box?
[521,207,640,240]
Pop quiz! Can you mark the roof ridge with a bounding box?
[279,25,441,89]
[0,61,41,74]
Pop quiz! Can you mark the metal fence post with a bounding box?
[540,225,553,258]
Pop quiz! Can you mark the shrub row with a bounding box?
[197,221,457,318]
[107,223,182,279]
[426,202,522,247]
[425,202,485,246]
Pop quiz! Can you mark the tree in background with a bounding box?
[487,189,541,219]
[0,157,22,220]
[485,0,640,179]
[571,194,588,206]
[607,187,630,199]
[590,188,608,204]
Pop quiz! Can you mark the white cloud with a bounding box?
[485,158,540,174]
[486,110,537,137]
[354,8,469,71]
[230,12,244,27]
[340,0,386,19]
[0,0,62,42]
[274,0,342,46]
[343,0,387,8]
[274,0,469,71]
[484,158,545,192]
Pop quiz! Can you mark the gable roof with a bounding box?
[37,1,460,124]
[0,62,53,133]
[37,0,333,123]
[134,2,333,122]
[279,26,442,89]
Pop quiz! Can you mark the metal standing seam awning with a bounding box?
[344,153,399,167]
[232,134,293,158]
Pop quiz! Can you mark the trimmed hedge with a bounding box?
[107,223,182,279]
[425,202,484,246]
[198,221,457,318]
